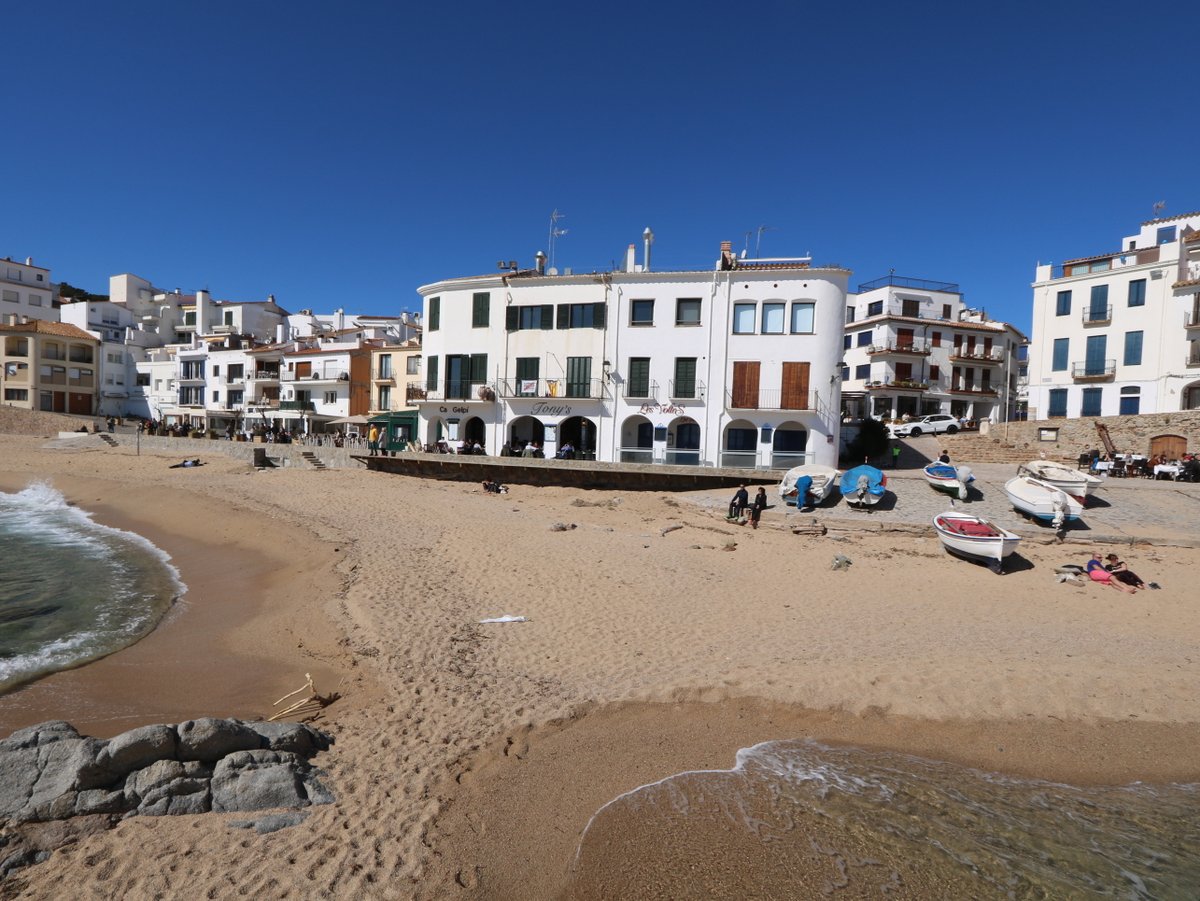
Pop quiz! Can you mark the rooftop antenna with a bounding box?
[755,225,778,258]
[548,209,568,271]
[1152,200,1166,219]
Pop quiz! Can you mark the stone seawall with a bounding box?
[981,411,1200,458]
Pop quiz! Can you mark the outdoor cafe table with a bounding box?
[1154,464,1182,479]
[1094,461,1113,473]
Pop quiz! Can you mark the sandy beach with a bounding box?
[2,432,1200,898]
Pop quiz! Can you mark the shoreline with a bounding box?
[427,697,1200,899]
[0,469,353,738]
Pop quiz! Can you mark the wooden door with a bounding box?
[295,361,312,378]
[896,328,914,350]
[781,361,810,410]
[731,361,760,409]
[1150,435,1187,460]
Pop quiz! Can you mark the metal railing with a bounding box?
[279,400,315,411]
[372,367,395,381]
[949,384,998,395]
[621,381,659,401]
[724,389,812,411]
[668,379,706,401]
[422,380,495,402]
[718,450,762,469]
[663,449,703,466]
[497,377,606,399]
[1082,305,1113,325]
[282,369,349,382]
[949,348,1004,363]
[618,446,655,464]
[1186,353,1200,368]
[857,275,960,293]
[1185,311,1200,328]
[770,451,814,469]
[867,340,932,355]
[1071,360,1116,378]
[864,380,930,391]
[249,370,281,380]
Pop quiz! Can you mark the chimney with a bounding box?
[625,244,637,273]
[195,289,210,336]
[719,240,737,271]
[643,227,654,273]
[25,257,32,266]
[535,251,547,275]
[268,293,276,304]
[276,323,286,343]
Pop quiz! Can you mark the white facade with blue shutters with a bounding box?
[1028,212,1200,420]
[415,238,849,468]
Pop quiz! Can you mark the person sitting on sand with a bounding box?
[1104,554,1149,590]
[749,487,768,530]
[1086,553,1135,593]
[728,484,749,522]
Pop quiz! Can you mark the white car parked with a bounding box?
[889,414,961,438]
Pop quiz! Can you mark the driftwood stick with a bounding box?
[660,524,684,537]
[273,673,315,707]
[269,695,316,721]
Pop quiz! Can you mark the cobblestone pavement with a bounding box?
[689,436,1200,547]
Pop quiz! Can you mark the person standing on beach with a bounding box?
[367,424,379,456]
[891,441,901,469]
[750,487,768,529]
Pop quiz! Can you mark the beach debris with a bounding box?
[479,614,529,624]
[549,522,577,532]
[1056,573,1084,585]
[269,672,336,722]
[791,519,828,537]
[1149,582,1162,590]
[831,554,853,571]
[722,541,737,551]
[660,524,684,536]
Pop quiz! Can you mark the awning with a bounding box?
[330,415,370,426]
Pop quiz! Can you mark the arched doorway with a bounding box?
[772,422,808,468]
[558,416,597,460]
[508,415,545,455]
[461,415,487,451]
[667,416,701,466]
[619,415,653,463]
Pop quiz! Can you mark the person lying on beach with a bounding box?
[169,458,205,469]
[1104,554,1150,590]
[480,479,508,494]
[1085,553,1136,593]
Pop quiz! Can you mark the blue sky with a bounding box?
[3,1,1196,333]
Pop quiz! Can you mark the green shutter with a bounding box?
[557,304,569,329]
[541,305,554,329]
[428,297,440,331]
[473,292,490,328]
[426,355,439,391]
[470,353,487,384]
[506,307,518,331]
[593,302,606,329]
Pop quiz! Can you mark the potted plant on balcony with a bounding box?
[477,385,496,401]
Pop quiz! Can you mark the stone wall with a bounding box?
[981,411,1200,458]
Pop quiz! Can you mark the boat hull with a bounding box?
[779,465,839,507]
[839,465,887,507]
[1004,475,1084,525]
[933,513,1020,571]
[1021,461,1100,501]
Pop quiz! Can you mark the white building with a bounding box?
[1028,211,1200,418]
[840,276,1025,425]
[1,256,56,323]
[415,237,849,468]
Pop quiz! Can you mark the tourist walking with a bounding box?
[367,424,380,456]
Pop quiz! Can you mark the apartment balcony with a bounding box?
[282,369,349,383]
[497,378,607,400]
[279,400,315,411]
[725,388,812,411]
[1173,262,1200,288]
[1184,311,1200,330]
[948,384,998,396]
[404,382,427,404]
[247,370,281,382]
[1071,360,1116,381]
[864,379,930,392]
[223,376,246,385]
[176,375,206,385]
[668,379,706,402]
[1186,353,1200,369]
[948,348,1004,365]
[1081,305,1113,326]
[246,398,280,409]
[420,380,497,402]
[372,368,396,383]
[620,381,660,402]
[867,340,932,357]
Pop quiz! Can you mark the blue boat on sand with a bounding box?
[840,464,887,508]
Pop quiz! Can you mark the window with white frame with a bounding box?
[324,391,338,404]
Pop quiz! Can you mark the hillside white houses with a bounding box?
[416,239,849,468]
[1027,211,1200,419]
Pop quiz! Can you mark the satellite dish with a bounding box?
[547,267,559,276]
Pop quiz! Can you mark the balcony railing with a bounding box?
[867,340,932,356]
[668,379,706,401]
[279,400,315,411]
[864,379,929,391]
[421,380,495,402]
[948,384,998,395]
[497,378,606,400]
[282,369,349,382]
[249,370,281,380]
[857,275,960,293]
[621,381,659,401]
[1082,305,1113,325]
[405,383,427,403]
[1186,353,1200,369]
[1071,360,1116,380]
[948,348,1004,364]
[373,368,395,382]
[1185,311,1200,329]
[725,388,812,411]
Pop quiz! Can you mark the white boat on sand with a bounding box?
[1004,474,1084,528]
[1019,460,1101,501]
[932,511,1021,573]
[923,463,975,500]
[779,465,840,508]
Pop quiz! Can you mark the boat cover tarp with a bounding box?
[840,464,885,497]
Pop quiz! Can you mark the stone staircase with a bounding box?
[99,434,119,447]
[299,450,328,471]
[933,430,1076,465]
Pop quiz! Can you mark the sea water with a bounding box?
[0,482,184,695]
[568,740,1200,899]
